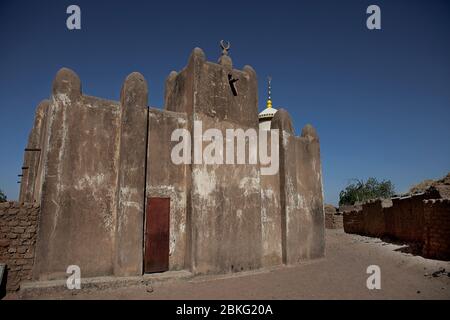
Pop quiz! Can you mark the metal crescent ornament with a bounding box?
[220,40,231,55]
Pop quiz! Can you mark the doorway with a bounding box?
[144,197,170,273]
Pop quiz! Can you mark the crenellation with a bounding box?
[51,67,82,101]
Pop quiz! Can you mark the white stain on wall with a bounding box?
[193,167,216,205]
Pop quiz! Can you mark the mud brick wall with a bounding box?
[362,200,388,237]
[325,206,336,229]
[325,213,333,229]
[32,69,150,280]
[325,212,343,229]
[0,202,40,291]
[423,199,450,260]
[383,205,396,239]
[325,210,334,229]
[344,195,429,243]
[343,195,450,261]
[332,214,343,229]
[343,210,364,234]
[389,195,427,243]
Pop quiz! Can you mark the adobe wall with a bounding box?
[362,199,391,238]
[423,199,450,260]
[31,69,149,280]
[260,133,282,267]
[343,210,364,234]
[165,48,258,128]
[188,114,263,274]
[164,48,325,271]
[324,205,335,229]
[0,202,40,291]
[33,69,122,280]
[389,195,426,242]
[19,100,50,204]
[383,204,396,239]
[293,131,325,259]
[164,48,264,274]
[330,214,343,229]
[114,73,148,276]
[325,206,343,229]
[344,195,429,242]
[343,195,450,260]
[146,108,188,271]
[272,110,325,264]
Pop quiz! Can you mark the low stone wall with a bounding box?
[423,199,450,260]
[343,196,450,260]
[0,202,40,291]
[332,214,343,229]
[325,206,343,229]
[343,210,364,234]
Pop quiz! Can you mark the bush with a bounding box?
[339,178,395,206]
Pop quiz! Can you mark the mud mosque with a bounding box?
[16,43,325,281]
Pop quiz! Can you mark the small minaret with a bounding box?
[258,76,278,130]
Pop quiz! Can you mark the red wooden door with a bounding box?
[144,197,170,273]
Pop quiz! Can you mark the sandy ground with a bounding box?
[7,229,450,299]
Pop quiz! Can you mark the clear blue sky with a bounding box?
[1,0,449,205]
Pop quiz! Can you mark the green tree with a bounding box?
[339,177,395,206]
[0,189,6,203]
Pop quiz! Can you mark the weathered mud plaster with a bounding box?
[33,68,122,280]
[189,115,263,274]
[115,72,149,276]
[147,108,189,271]
[20,47,325,283]
[272,110,325,264]
[163,49,263,274]
[19,100,50,203]
[260,132,282,266]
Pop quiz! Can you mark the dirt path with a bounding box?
[10,229,450,299]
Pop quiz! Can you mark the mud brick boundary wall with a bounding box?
[423,199,450,260]
[325,212,343,229]
[343,210,364,234]
[324,205,343,229]
[384,196,425,242]
[0,202,40,291]
[343,196,450,260]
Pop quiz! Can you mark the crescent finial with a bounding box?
[220,40,231,55]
